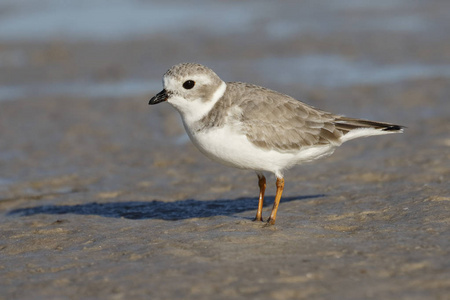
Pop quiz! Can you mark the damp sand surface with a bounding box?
[1,1,450,299]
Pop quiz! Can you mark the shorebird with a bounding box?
[149,63,404,225]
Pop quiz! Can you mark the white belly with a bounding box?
[185,124,335,178]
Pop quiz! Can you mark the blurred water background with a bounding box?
[1,0,450,100]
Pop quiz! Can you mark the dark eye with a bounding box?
[183,80,195,89]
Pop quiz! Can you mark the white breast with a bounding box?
[184,124,336,178]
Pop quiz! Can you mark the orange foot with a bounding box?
[266,218,276,225]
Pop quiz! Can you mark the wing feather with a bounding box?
[228,82,343,152]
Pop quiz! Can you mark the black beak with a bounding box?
[149,89,168,105]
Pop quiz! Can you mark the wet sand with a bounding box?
[1,1,450,299]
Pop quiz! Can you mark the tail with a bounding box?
[335,116,405,143]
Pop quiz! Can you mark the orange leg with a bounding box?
[267,177,285,225]
[253,174,266,222]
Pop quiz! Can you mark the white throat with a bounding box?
[170,81,227,125]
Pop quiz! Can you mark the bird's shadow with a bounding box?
[7,195,324,221]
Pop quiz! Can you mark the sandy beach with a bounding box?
[1,1,449,299]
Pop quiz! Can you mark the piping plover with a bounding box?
[149,63,404,225]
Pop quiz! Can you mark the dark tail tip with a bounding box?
[382,125,405,131]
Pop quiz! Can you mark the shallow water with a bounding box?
[1,0,449,102]
[2,54,450,101]
[0,79,161,102]
[0,0,445,42]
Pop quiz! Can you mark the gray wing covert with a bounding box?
[237,87,343,152]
